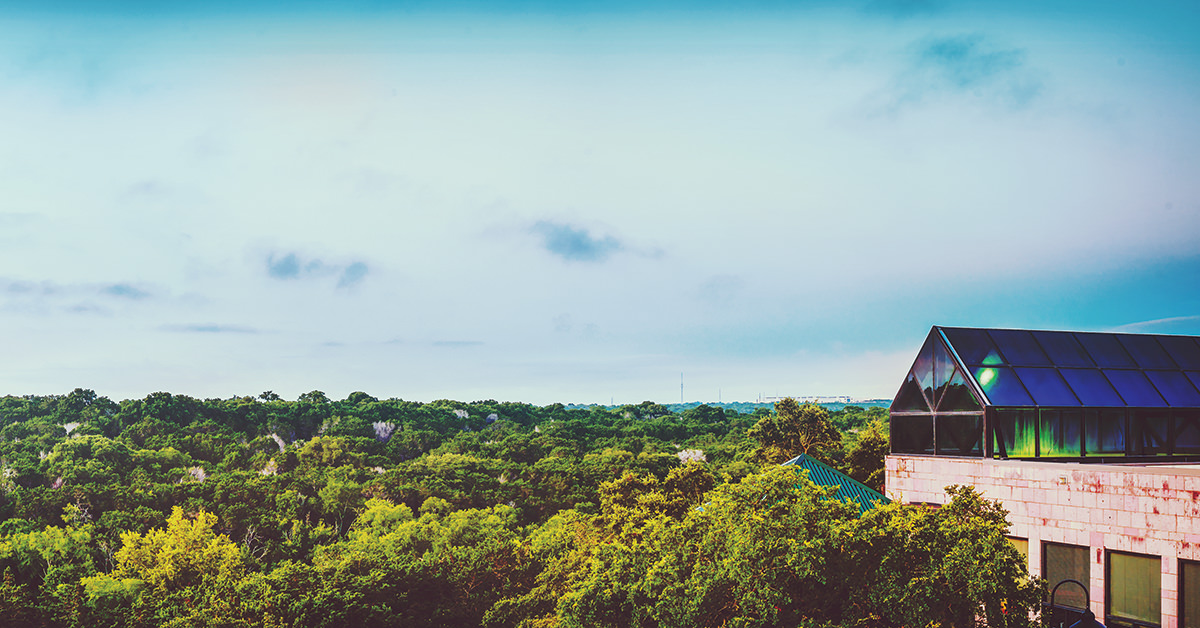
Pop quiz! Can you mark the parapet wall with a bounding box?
[886,455,1200,627]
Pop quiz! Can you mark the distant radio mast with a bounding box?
[680,372,684,403]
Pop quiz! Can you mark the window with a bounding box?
[1044,543,1089,609]
[1007,537,1029,565]
[1183,560,1200,628]
[1107,551,1160,627]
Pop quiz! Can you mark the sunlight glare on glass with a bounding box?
[978,368,997,389]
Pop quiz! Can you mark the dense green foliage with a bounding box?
[0,389,1038,627]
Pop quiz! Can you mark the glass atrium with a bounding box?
[889,327,1200,462]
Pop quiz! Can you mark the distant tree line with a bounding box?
[0,389,1039,627]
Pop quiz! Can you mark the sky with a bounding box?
[2,0,1199,405]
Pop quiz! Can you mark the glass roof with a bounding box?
[936,326,1200,409]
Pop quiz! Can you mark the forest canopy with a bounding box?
[0,389,1038,627]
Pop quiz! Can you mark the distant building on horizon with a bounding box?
[886,325,1200,628]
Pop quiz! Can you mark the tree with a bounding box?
[747,398,841,464]
[82,507,248,626]
[844,419,888,491]
[555,469,1043,628]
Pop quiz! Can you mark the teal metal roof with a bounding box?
[780,454,889,516]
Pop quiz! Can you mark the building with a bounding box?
[885,326,1200,628]
[781,453,889,516]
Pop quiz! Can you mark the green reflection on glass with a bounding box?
[995,409,1036,457]
[1039,409,1081,457]
[982,350,1004,366]
[978,368,997,388]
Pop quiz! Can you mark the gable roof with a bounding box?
[781,453,890,515]
[891,326,1200,412]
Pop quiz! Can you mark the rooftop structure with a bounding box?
[781,453,889,516]
[890,326,1200,461]
[887,326,1200,628]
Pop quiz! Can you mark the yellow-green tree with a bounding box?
[83,507,249,627]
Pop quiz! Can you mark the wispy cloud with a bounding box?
[265,251,369,288]
[869,34,1042,114]
[918,35,1024,90]
[267,253,303,279]
[433,340,484,347]
[337,262,368,288]
[102,283,151,299]
[161,323,259,334]
[1111,315,1200,333]
[862,0,943,18]
[530,221,624,263]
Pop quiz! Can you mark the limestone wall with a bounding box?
[886,455,1200,627]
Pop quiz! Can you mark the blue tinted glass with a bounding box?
[1032,331,1094,367]
[1131,410,1170,455]
[1077,334,1136,368]
[987,329,1051,366]
[1060,369,1125,406]
[1118,335,1177,369]
[1015,367,1080,406]
[934,338,955,404]
[1085,409,1126,455]
[1103,370,1167,407]
[1039,409,1082,456]
[915,335,935,404]
[936,415,983,456]
[891,414,933,454]
[1158,336,1200,369]
[993,408,1036,457]
[942,328,1005,366]
[1176,410,1200,454]
[892,371,931,412]
[939,368,982,411]
[1189,372,1200,395]
[1145,371,1200,407]
[974,366,1033,405]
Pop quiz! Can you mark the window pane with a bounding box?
[1131,410,1170,455]
[1085,409,1126,456]
[1062,369,1126,406]
[891,414,933,454]
[1159,336,1200,370]
[892,371,931,412]
[1008,537,1029,563]
[942,328,1005,366]
[1016,367,1081,406]
[1034,331,1095,367]
[974,366,1033,406]
[1045,543,1089,609]
[1176,411,1200,455]
[934,339,956,405]
[916,335,935,405]
[1184,560,1200,628]
[988,329,1052,366]
[939,368,982,412]
[936,415,983,456]
[993,408,1036,457]
[1146,370,1200,407]
[1108,552,1160,625]
[1189,372,1200,397]
[1119,335,1177,369]
[1078,333,1137,368]
[1040,409,1082,457]
[1104,370,1168,407]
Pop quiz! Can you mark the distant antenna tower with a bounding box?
[680,373,684,403]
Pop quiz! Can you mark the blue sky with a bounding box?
[1,1,1198,404]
